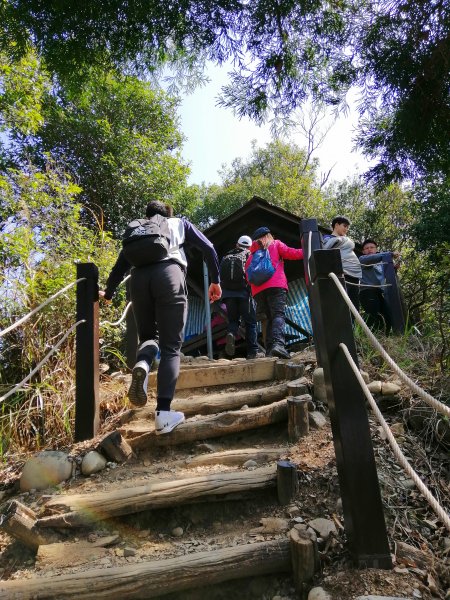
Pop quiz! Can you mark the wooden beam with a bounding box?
[75,263,99,441]
[184,447,288,468]
[0,538,291,599]
[125,399,288,450]
[37,467,277,528]
[121,382,290,422]
[147,358,277,390]
[0,500,62,550]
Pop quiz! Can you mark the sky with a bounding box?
[177,63,371,186]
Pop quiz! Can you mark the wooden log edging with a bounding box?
[148,358,277,390]
[121,382,291,423]
[184,447,288,468]
[37,467,277,528]
[0,538,292,599]
[125,399,288,450]
[0,500,63,550]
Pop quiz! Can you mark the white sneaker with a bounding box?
[128,361,149,407]
[155,410,185,435]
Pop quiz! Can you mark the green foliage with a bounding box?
[36,72,189,234]
[0,0,356,114]
[355,1,450,184]
[0,163,120,452]
[0,48,50,139]
[411,176,450,257]
[2,0,448,188]
[190,140,325,228]
[0,61,190,235]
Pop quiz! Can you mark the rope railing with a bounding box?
[100,301,132,327]
[0,278,86,338]
[0,320,85,404]
[339,342,450,532]
[328,271,450,418]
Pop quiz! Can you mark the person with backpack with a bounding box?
[245,226,303,360]
[100,200,221,435]
[219,235,260,359]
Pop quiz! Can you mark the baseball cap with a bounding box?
[251,226,270,241]
[237,235,252,248]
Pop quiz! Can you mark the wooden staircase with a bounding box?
[0,351,331,599]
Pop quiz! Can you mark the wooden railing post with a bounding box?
[125,278,138,370]
[75,263,99,441]
[310,248,392,569]
[300,218,324,366]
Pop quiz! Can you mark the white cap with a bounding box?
[237,235,252,248]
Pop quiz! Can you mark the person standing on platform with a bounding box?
[359,238,399,333]
[322,216,362,312]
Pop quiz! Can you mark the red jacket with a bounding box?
[245,239,304,296]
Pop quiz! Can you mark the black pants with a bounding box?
[360,288,392,333]
[224,295,258,355]
[253,288,287,351]
[130,261,187,406]
[344,275,360,313]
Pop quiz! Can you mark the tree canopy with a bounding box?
[0,53,190,234]
[1,0,448,187]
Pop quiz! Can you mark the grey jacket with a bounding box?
[322,234,362,279]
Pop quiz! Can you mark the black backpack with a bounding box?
[122,215,171,267]
[219,249,248,290]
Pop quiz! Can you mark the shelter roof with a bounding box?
[186,196,329,295]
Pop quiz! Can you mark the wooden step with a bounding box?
[121,381,291,423]
[0,538,291,599]
[183,447,288,468]
[122,399,288,450]
[148,357,278,390]
[37,466,277,528]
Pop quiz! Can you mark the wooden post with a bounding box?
[287,379,309,397]
[75,263,99,442]
[277,460,299,505]
[287,396,310,442]
[285,361,305,380]
[275,359,286,379]
[203,261,213,359]
[97,431,133,463]
[290,525,319,592]
[383,255,406,333]
[0,501,61,549]
[310,248,392,569]
[125,278,138,370]
[300,219,324,366]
